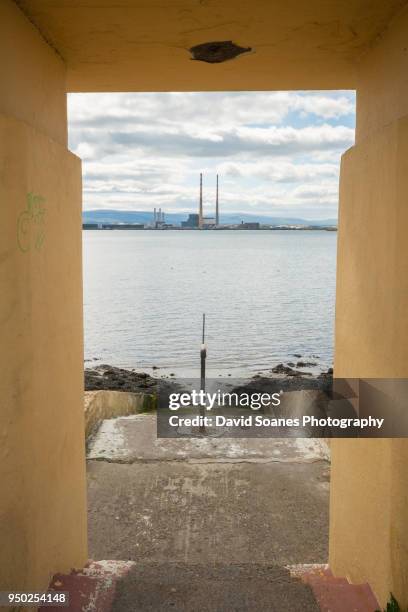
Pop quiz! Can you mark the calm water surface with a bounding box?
[83,230,337,376]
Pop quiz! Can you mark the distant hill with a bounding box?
[83,209,337,227]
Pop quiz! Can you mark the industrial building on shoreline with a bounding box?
[82,174,336,231]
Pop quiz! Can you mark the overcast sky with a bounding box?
[68,91,355,220]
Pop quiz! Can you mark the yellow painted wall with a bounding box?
[335,121,408,377]
[15,0,406,93]
[0,1,67,145]
[332,79,408,610]
[0,0,87,595]
[356,5,408,143]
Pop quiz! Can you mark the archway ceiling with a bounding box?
[16,0,408,91]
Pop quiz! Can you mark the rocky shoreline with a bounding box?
[85,362,333,397]
[85,365,164,394]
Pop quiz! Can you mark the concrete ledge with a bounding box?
[85,390,156,440]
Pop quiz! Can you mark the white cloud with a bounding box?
[219,160,339,183]
[69,91,354,127]
[68,91,355,220]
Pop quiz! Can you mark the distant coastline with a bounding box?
[83,208,337,228]
[83,209,337,232]
[83,224,337,231]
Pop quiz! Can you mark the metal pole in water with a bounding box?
[200,313,206,433]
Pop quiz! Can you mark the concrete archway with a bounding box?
[1,0,408,606]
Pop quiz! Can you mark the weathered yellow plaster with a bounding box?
[332,104,408,609]
[0,1,67,145]
[0,114,87,591]
[15,0,406,92]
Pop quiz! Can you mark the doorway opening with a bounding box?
[69,90,355,609]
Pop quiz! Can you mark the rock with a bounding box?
[272,363,291,374]
[84,364,177,396]
[296,361,317,368]
[316,369,334,396]
[233,367,333,399]
[271,364,304,377]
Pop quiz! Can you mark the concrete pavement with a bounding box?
[87,413,330,610]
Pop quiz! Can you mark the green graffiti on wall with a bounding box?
[17,192,47,253]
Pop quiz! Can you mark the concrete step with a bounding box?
[42,561,320,612]
[110,562,322,612]
[41,561,380,612]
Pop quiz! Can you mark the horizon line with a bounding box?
[82,208,338,220]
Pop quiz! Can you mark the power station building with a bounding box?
[181,213,199,228]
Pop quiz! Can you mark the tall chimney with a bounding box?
[215,174,219,226]
[199,173,203,229]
